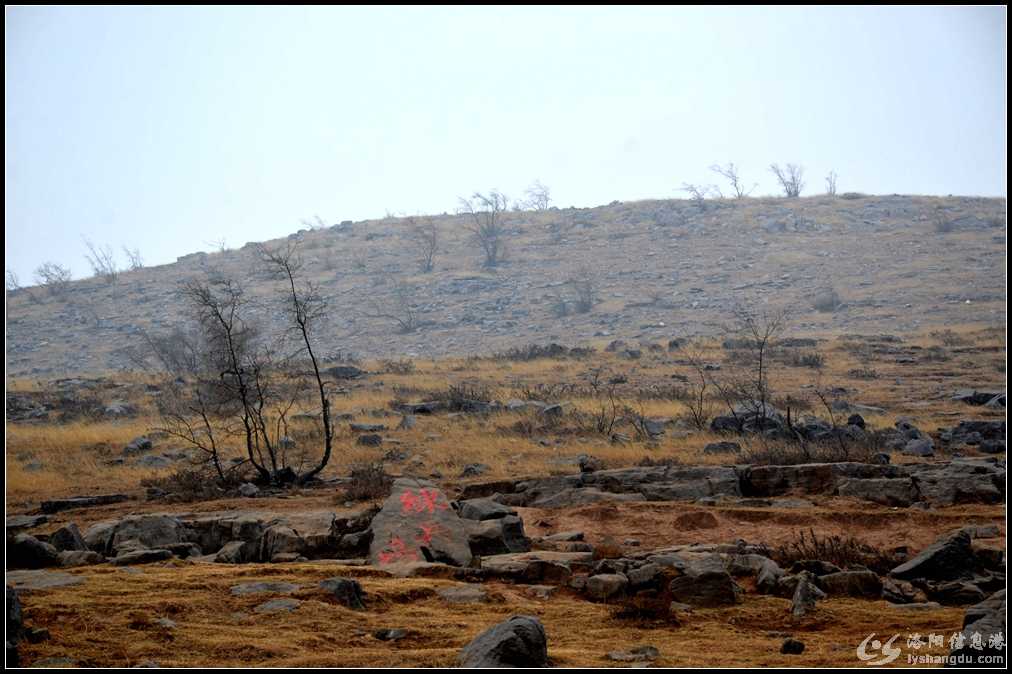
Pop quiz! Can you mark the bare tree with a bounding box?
[147,244,337,487]
[709,162,755,199]
[680,183,715,211]
[769,163,805,198]
[6,269,20,294]
[34,262,73,296]
[459,190,509,268]
[715,304,790,427]
[569,267,596,314]
[364,280,421,334]
[682,346,716,430]
[825,170,838,196]
[206,238,229,254]
[258,241,335,482]
[300,215,328,231]
[83,238,119,282]
[122,246,144,271]
[524,180,552,210]
[407,216,439,273]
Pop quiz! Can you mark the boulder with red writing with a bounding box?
[369,478,473,567]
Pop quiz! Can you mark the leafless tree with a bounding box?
[147,242,336,486]
[524,180,552,210]
[459,190,509,268]
[301,215,328,231]
[122,246,144,271]
[83,238,119,282]
[569,267,596,313]
[206,238,229,254]
[407,216,439,273]
[34,262,73,296]
[258,241,336,482]
[681,346,716,430]
[715,304,790,424]
[769,163,805,198]
[364,280,421,334]
[825,170,838,196]
[709,162,755,199]
[6,269,20,294]
[680,183,715,211]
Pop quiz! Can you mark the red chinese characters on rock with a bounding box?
[399,487,449,515]
[377,488,451,564]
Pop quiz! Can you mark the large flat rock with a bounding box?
[369,478,472,567]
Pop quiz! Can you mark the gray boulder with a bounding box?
[890,530,973,582]
[585,573,628,602]
[49,523,87,552]
[369,478,472,567]
[458,615,549,668]
[950,590,1006,665]
[668,555,742,607]
[319,578,365,609]
[819,570,883,598]
[791,571,826,618]
[8,534,61,569]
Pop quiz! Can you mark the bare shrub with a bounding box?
[769,163,805,198]
[379,358,416,375]
[407,216,439,273]
[765,528,899,575]
[431,382,497,412]
[524,179,551,210]
[459,190,510,268]
[341,463,394,502]
[34,262,73,296]
[365,280,422,334]
[709,162,755,199]
[933,206,955,233]
[825,170,838,196]
[141,467,229,503]
[680,183,715,211]
[569,267,596,313]
[122,246,144,271]
[83,238,119,282]
[492,343,592,362]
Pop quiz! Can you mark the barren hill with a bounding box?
[6,193,1006,378]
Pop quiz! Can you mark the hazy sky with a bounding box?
[5,6,1007,283]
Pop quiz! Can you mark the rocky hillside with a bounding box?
[6,193,1006,378]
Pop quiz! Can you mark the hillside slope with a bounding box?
[6,193,1006,378]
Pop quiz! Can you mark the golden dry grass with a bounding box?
[15,561,965,668]
[6,326,1005,510]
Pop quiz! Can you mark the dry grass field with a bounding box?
[5,323,1006,667]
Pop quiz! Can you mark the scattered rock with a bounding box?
[319,578,365,609]
[40,494,129,514]
[8,534,61,569]
[780,638,805,655]
[437,585,488,604]
[607,645,659,662]
[49,523,87,552]
[819,570,883,599]
[790,571,826,618]
[373,628,410,642]
[458,615,549,668]
[890,530,973,582]
[585,573,628,602]
[112,549,173,565]
[238,483,259,498]
[253,598,301,614]
[230,582,300,596]
[668,555,742,607]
